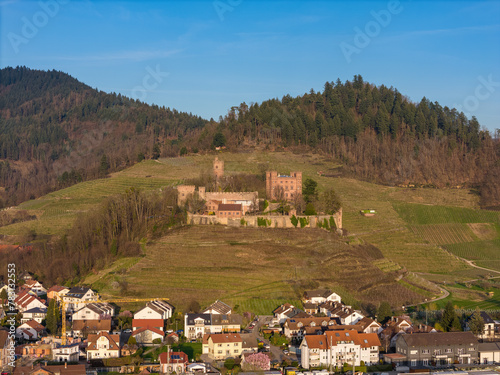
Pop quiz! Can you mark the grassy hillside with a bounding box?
[2,151,498,310]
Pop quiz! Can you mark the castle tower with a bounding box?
[213,157,224,179]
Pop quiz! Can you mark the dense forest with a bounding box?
[215,76,499,206]
[0,66,209,206]
[0,67,498,209]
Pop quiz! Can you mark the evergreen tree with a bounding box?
[303,178,318,203]
[441,301,457,332]
[469,308,484,335]
[46,299,59,334]
[377,301,392,324]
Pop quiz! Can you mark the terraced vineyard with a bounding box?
[3,151,497,309]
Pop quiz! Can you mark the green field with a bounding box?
[2,151,499,310]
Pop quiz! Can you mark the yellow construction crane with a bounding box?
[55,294,170,345]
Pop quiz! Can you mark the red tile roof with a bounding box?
[87,332,120,351]
[159,351,189,365]
[132,319,164,330]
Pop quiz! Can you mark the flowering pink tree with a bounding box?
[243,353,271,371]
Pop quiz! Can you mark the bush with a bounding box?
[304,203,316,215]
[290,215,298,227]
[224,358,235,370]
[257,217,267,227]
[299,217,309,228]
[128,336,137,345]
[153,338,162,345]
[329,215,337,229]
[240,218,246,226]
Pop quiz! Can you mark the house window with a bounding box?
[422,359,428,366]
[411,360,416,367]
[445,348,452,353]
[422,349,430,354]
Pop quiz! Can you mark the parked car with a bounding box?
[123,329,132,333]
[283,349,289,355]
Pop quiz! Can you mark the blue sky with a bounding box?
[1,0,499,132]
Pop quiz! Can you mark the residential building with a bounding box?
[62,287,98,313]
[46,286,70,301]
[13,364,87,375]
[131,318,164,345]
[23,280,47,296]
[16,320,45,340]
[71,319,111,338]
[14,291,46,313]
[395,332,479,366]
[86,332,120,360]
[134,300,174,320]
[131,327,164,346]
[52,343,80,362]
[72,303,114,321]
[319,302,364,325]
[479,342,500,364]
[466,311,496,340]
[216,204,243,218]
[203,333,243,360]
[299,330,380,369]
[202,300,232,315]
[273,304,309,324]
[283,317,337,341]
[205,200,221,215]
[184,313,242,340]
[159,351,189,374]
[266,171,302,201]
[303,290,341,305]
[356,317,382,334]
[21,307,47,324]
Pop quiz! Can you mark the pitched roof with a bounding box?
[132,319,164,330]
[211,313,242,325]
[24,320,45,332]
[304,289,333,299]
[186,313,211,325]
[356,317,380,330]
[23,307,47,315]
[207,333,242,344]
[87,332,120,351]
[203,300,232,315]
[218,203,242,211]
[273,303,294,315]
[15,291,46,309]
[159,351,189,364]
[72,319,111,332]
[47,285,69,294]
[303,335,328,349]
[66,286,91,299]
[74,302,113,316]
[400,332,478,347]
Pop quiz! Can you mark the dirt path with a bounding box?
[405,284,450,308]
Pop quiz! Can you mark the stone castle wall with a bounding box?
[187,208,342,230]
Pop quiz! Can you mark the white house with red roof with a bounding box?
[23,280,47,296]
[86,332,120,359]
[159,351,189,374]
[16,320,45,340]
[132,319,164,345]
[15,291,46,312]
[299,330,380,369]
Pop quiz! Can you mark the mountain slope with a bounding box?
[0,66,209,205]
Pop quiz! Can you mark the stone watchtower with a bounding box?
[213,157,224,179]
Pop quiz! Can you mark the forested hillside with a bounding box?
[217,75,499,206]
[0,66,208,206]
[0,68,498,208]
